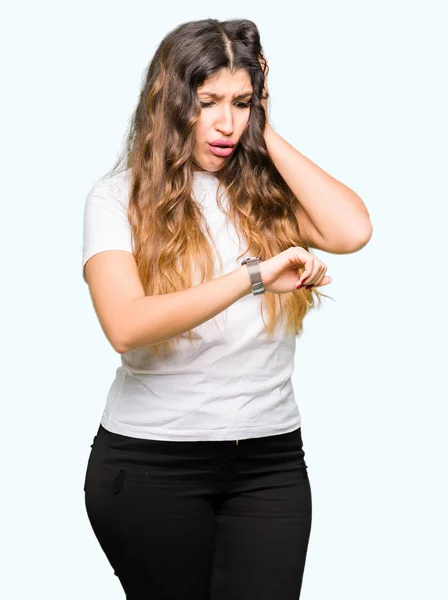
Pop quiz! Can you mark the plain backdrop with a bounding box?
[1,1,447,598]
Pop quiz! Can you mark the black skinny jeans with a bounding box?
[84,423,312,599]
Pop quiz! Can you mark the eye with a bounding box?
[235,101,252,109]
[199,101,214,108]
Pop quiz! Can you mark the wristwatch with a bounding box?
[241,256,265,295]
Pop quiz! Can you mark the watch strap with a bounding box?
[241,256,265,295]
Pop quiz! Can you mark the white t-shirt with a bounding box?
[82,168,301,441]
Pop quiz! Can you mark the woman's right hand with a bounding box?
[259,246,332,295]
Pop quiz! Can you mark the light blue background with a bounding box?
[2,1,446,598]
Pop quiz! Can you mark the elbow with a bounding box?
[114,342,129,355]
[109,329,130,355]
[113,329,131,354]
[112,329,152,355]
[344,220,373,253]
[111,337,128,355]
[332,221,373,254]
[324,221,373,254]
[356,221,373,249]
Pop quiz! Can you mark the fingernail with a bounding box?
[295,282,302,290]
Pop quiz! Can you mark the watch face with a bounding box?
[241,256,262,266]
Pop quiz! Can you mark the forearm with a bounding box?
[119,266,252,353]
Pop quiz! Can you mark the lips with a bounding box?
[209,139,235,148]
[208,139,235,157]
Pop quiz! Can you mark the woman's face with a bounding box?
[192,68,253,172]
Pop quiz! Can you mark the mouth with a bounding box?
[208,142,235,157]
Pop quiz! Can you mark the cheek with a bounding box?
[237,111,251,134]
[194,113,212,140]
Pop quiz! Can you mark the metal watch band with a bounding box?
[240,256,265,295]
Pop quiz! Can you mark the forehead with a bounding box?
[197,68,252,96]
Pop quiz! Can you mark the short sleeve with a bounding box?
[81,177,134,284]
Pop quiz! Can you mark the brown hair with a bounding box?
[105,18,330,356]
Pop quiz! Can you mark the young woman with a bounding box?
[82,18,372,600]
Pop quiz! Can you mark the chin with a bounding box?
[193,157,223,173]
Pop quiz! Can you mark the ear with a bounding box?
[258,55,269,110]
[258,54,269,76]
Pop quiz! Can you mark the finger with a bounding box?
[297,262,329,288]
[306,275,332,288]
[289,247,315,284]
[305,264,327,287]
[296,257,316,286]
[299,265,321,287]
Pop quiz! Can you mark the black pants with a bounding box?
[84,423,312,599]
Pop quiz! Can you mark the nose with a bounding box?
[215,104,234,136]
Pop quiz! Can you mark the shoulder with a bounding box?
[82,168,134,283]
[86,168,132,210]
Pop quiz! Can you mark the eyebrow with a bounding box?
[197,90,253,100]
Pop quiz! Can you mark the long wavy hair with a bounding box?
[105,18,330,356]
